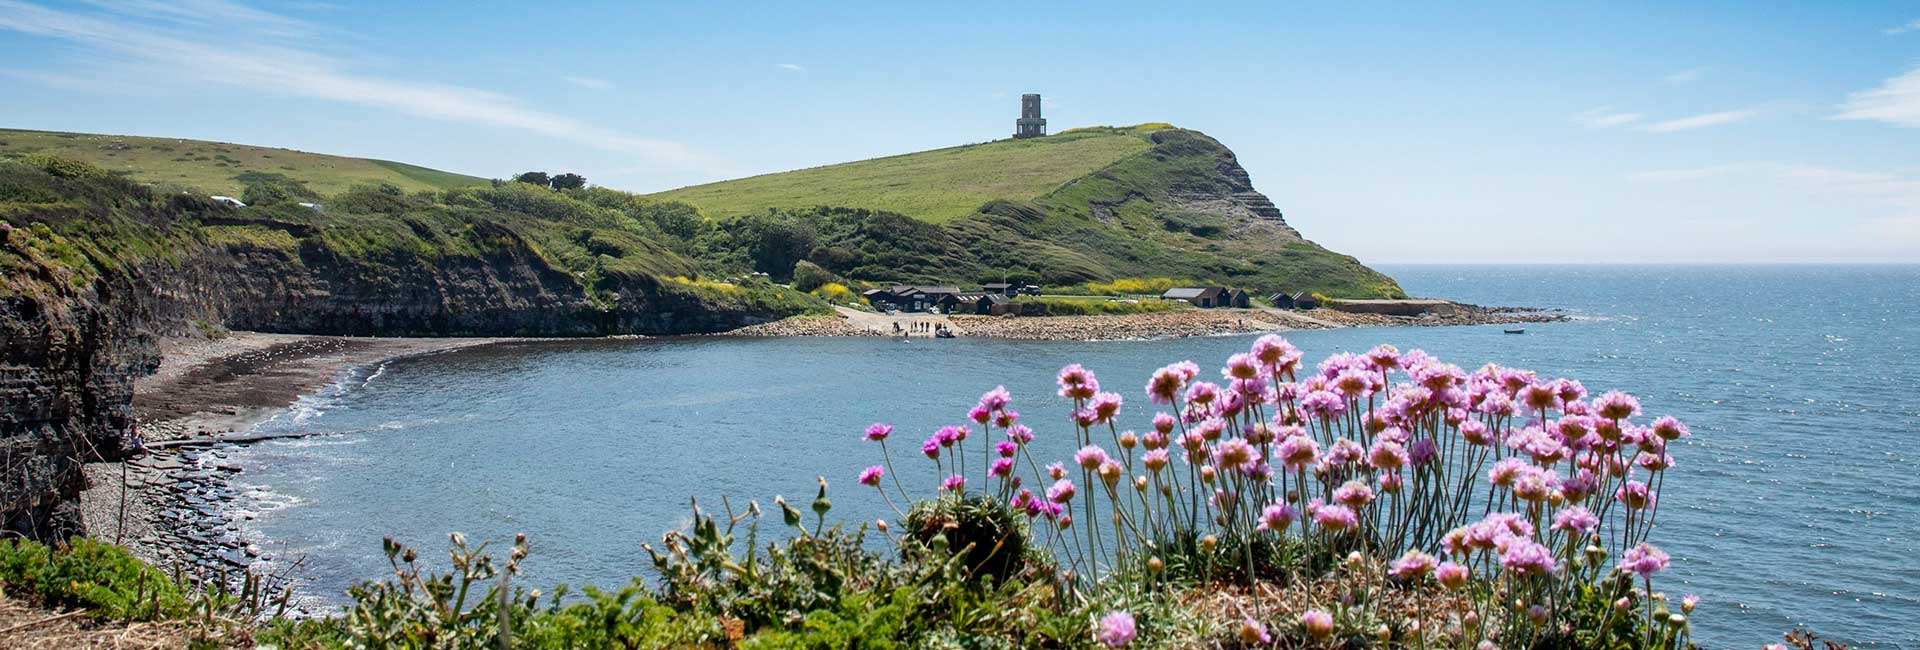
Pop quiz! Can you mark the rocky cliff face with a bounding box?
[1,237,155,540]
[0,205,786,541]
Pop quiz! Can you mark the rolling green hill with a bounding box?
[0,128,488,197]
[651,126,1161,223]
[652,125,1404,298]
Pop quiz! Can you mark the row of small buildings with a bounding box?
[866,282,1324,314]
[1159,286,1322,310]
[863,285,1037,315]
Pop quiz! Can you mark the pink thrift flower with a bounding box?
[1047,462,1067,480]
[1095,611,1136,647]
[1500,539,1558,577]
[1619,543,1670,577]
[1595,390,1641,419]
[941,475,966,492]
[858,465,884,487]
[1436,561,1470,590]
[1238,618,1272,644]
[1367,439,1408,470]
[1333,479,1375,508]
[1277,435,1320,470]
[864,423,893,442]
[1651,415,1690,440]
[1388,550,1438,580]
[1142,448,1170,472]
[1302,609,1334,640]
[921,436,941,459]
[1551,505,1600,536]
[1047,478,1077,503]
[1224,353,1260,380]
[1314,504,1358,532]
[995,441,1018,458]
[1377,471,1403,494]
[1256,502,1296,532]
[1075,445,1111,470]
[1057,364,1099,400]
[1212,438,1261,473]
[1616,480,1654,510]
[1091,391,1124,422]
[969,405,992,424]
[977,385,1012,411]
[990,457,1015,477]
[1151,412,1176,434]
[1007,424,1034,444]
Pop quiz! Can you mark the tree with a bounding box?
[549,173,587,190]
[737,214,817,280]
[792,260,840,292]
[513,171,551,187]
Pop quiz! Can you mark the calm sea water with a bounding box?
[225,265,1919,648]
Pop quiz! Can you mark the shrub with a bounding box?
[902,494,1033,587]
[792,259,840,292]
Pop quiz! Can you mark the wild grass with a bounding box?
[0,128,487,196]
[649,128,1157,223]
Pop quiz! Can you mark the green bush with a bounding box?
[0,538,185,620]
[792,259,840,292]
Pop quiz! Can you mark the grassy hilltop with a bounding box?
[652,126,1160,223]
[0,128,487,197]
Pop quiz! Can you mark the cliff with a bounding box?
[0,162,812,540]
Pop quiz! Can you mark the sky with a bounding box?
[3,1,1920,263]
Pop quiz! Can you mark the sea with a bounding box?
[220,264,1919,648]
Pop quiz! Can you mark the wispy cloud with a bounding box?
[562,75,614,90]
[0,0,734,174]
[775,63,804,72]
[1885,19,1920,35]
[1662,67,1707,84]
[1636,108,1759,133]
[1626,163,1756,182]
[1572,107,1644,128]
[1835,65,1920,127]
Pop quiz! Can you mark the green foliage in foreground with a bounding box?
[0,484,1724,649]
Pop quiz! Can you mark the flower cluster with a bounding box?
[859,336,1693,647]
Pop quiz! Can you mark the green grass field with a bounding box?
[649,126,1164,223]
[0,128,488,196]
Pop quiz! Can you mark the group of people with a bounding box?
[893,320,951,337]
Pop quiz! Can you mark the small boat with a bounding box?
[935,329,956,339]
[1503,328,1526,335]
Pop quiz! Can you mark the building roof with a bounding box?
[916,286,962,295]
[983,283,1012,289]
[1162,287,1221,299]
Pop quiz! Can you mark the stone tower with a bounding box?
[1014,93,1046,139]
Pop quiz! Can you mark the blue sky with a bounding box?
[3,1,1919,263]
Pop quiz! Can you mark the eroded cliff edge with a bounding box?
[0,168,807,540]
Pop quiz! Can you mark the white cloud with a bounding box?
[1885,19,1920,35]
[1573,107,1644,128]
[0,0,734,175]
[1662,67,1707,84]
[775,63,804,71]
[1636,108,1759,133]
[1834,65,1920,127]
[562,75,614,90]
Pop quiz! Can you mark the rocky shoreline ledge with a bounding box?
[719,304,1566,341]
[79,333,503,583]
